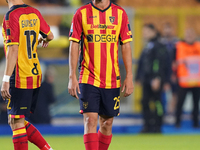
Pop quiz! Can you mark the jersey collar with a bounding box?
[10,4,28,11]
[91,1,111,12]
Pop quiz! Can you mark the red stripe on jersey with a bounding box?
[87,7,93,24]
[112,6,118,25]
[99,11,106,88]
[110,43,116,88]
[79,47,86,83]
[37,75,40,88]
[112,30,116,34]
[27,77,33,89]
[79,63,85,83]
[100,12,106,24]
[10,115,25,118]
[100,30,106,34]
[88,30,94,34]
[100,43,107,88]
[87,43,95,85]
[15,62,20,88]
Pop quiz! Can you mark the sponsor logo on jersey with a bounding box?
[90,24,115,30]
[89,16,97,18]
[87,34,117,43]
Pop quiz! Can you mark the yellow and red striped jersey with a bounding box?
[69,1,132,89]
[2,4,50,89]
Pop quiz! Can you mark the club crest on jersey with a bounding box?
[83,102,88,109]
[109,16,115,24]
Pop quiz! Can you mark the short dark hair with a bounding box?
[144,23,156,31]
[144,23,161,38]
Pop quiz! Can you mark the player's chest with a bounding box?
[81,12,121,34]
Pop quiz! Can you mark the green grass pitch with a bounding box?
[1,134,200,150]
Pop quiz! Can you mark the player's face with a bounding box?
[143,27,156,41]
[184,29,196,44]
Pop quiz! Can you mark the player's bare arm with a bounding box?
[1,45,18,100]
[38,32,54,48]
[68,41,81,99]
[121,42,134,97]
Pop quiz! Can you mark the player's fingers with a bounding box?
[43,43,46,48]
[124,88,129,97]
[77,85,81,94]
[75,92,79,99]
[43,42,49,48]
[38,38,43,44]
[1,91,5,100]
[6,90,11,99]
[121,84,125,92]
[69,89,74,97]
[72,87,78,99]
[4,90,9,100]
[3,90,9,100]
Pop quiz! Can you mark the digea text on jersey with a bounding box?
[21,19,38,28]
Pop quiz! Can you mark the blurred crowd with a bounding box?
[136,23,200,133]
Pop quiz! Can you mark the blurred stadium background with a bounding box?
[1,0,200,149]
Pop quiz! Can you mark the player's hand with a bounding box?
[121,75,134,97]
[68,75,81,99]
[1,82,11,100]
[38,37,49,48]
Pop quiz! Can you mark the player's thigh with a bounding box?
[30,87,40,113]
[7,87,34,118]
[99,88,120,117]
[79,84,101,114]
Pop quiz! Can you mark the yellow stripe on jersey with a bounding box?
[69,37,80,43]
[47,30,51,35]
[6,42,19,46]
[92,7,101,87]
[116,9,124,88]
[105,7,113,88]
[13,128,26,136]
[81,8,90,84]
[24,120,29,126]
[122,38,132,44]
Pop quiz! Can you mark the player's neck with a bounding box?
[8,0,24,9]
[92,0,110,10]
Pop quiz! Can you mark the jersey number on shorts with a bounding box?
[24,30,36,59]
[7,99,11,109]
[114,96,120,110]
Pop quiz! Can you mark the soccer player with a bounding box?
[68,0,134,149]
[1,0,54,150]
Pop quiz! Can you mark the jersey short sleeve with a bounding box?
[5,13,20,46]
[120,10,132,45]
[2,17,6,44]
[37,11,50,38]
[69,9,83,43]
